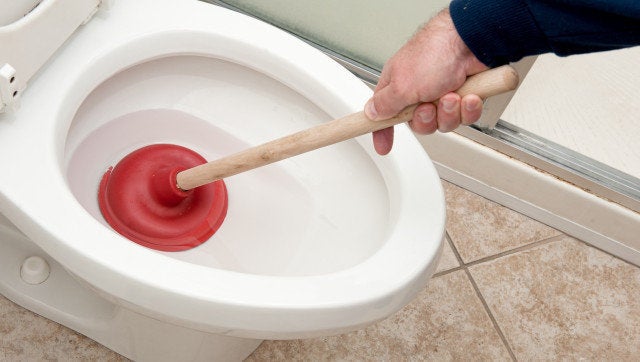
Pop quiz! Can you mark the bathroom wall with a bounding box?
[217,0,449,70]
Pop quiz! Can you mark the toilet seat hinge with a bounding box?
[0,64,21,113]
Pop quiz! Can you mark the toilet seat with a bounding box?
[0,0,104,112]
[0,0,445,340]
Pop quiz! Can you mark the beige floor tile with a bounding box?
[0,295,125,361]
[469,236,640,360]
[435,236,460,274]
[442,181,561,263]
[247,270,511,361]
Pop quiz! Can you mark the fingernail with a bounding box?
[365,99,378,120]
[417,108,435,124]
[464,99,480,111]
[442,99,456,112]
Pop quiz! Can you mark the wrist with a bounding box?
[437,9,489,75]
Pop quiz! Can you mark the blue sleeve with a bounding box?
[449,0,640,67]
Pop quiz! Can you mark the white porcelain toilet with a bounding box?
[0,0,445,360]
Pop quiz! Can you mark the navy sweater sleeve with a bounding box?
[449,0,640,67]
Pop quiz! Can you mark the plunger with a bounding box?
[98,65,518,251]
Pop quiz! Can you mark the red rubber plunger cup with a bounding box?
[98,144,227,251]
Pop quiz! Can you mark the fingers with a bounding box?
[461,94,483,125]
[408,93,484,135]
[408,103,438,134]
[369,93,483,155]
[372,127,394,155]
[437,93,462,132]
[372,94,483,156]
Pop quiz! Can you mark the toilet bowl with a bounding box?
[0,0,445,360]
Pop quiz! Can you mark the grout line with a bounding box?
[434,232,636,279]
[445,231,517,360]
[445,231,465,266]
[431,265,463,279]
[431,234,464,278]
[463,233,565,268]
[431,232,560,278]
[464,267,517,361]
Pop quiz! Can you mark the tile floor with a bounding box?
[1,180,639,361]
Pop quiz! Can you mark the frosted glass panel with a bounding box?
[219,0,449,70]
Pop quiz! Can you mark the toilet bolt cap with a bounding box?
[21,256,50,285]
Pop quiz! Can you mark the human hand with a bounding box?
[364,8,489,155]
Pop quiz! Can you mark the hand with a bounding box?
[364,8,489,155]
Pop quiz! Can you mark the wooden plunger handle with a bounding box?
[176,65,519,190]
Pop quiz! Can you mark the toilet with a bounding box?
[0,0,446,360]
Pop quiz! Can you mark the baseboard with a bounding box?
[416,130,640,266]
